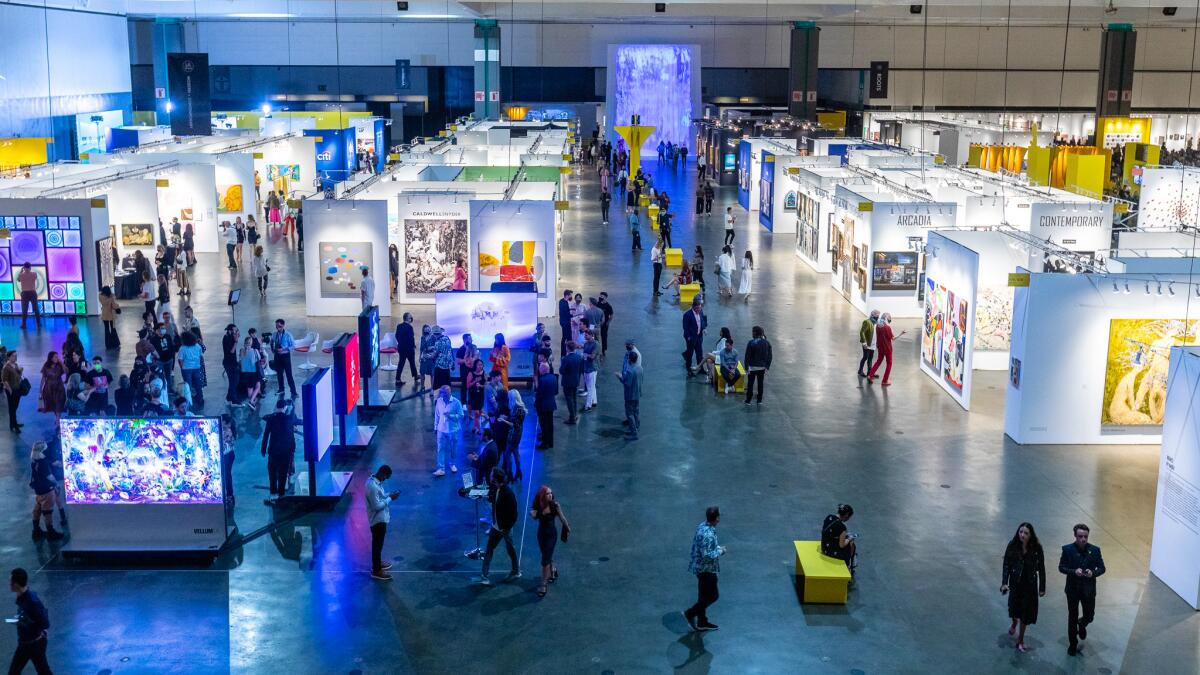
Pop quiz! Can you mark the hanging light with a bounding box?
[1145,281,1151,295]
[1125,282,1131,294]
[1169,282,1176,296]
[1157,282,1163,296]
[1112,281,1119,294]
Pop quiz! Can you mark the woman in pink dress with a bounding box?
[452,258,467,291]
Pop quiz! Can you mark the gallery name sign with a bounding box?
[410,211,463,218]
[895,214,935,227]
[1037,215,1106,228]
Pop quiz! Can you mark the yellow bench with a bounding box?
[665,247,683,268]
[713,361,746,394]
[794,540,851,604]
[648,204,660,230]
[678,283,701,307]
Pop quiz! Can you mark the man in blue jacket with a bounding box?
[9,568,51,674]
[559,341,584,425]
[1059,523,1105,656]
[681,297,708,376]
[534,362,559,450]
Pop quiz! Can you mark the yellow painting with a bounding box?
[218,184,243,212]
[1102,318,1200,427]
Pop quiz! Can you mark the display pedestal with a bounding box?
[284,469,353,508]
[360,373,395,410]
[336,403,376,450]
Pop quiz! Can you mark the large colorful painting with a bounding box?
[0,215,87,316]
[922,276,970,393]
[121,223,154,247]
[217,184,243,213]
[403,219,469,295]
[266,164,300,181]
[1102,319,1200,427]
[319,241,372,298]
[477,240,546,294]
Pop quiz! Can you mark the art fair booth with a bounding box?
[790,164,870,273]
[919,232,980,410]
[737,138,798,213]
[756,154,839,235]
[0,198,111,317]
[302,198,392,318]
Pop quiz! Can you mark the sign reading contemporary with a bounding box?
[166,53,212,137]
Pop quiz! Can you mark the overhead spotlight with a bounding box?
[1112,281,1119,294]
[351,201,357,211]
[1146,281,1151,295]
[1164,6,1178,16]
[396,1,408,10]
[655,2,666,11]
[1124,282,1131,294]
[1169,282,1176,296]
[910,4,923,14]
[1157,282,1163,296]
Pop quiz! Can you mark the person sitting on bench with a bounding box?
[821,503,858,577]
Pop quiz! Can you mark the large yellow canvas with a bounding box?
[217,184,243,212]
[1102,318,1200,427]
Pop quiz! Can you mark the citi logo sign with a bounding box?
[317,151,332,161]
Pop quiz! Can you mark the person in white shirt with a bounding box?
[433,385,464,477]
[716,246,735,298]
[366,465,401,581]
[651,239,665,297]
[222,222,239,269]
[360,267,376,309]
[724,207,736,247]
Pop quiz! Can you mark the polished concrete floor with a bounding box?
[0,158,1195,675]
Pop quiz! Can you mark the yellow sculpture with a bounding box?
[614,121,656,177]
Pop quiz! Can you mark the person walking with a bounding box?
[272,319,298,399]
[234,218,246,264]
[177,333,203,410]
[715,246,734,298]
[8,568,52,675]
[222,221,239,269]
[616,350,642,440]
[858,310,879,378]
[99,286,121,349]
[359,267,375,310]
[534,362,559,449]
[433,385,464,476]
[395,313,418,387]
[697,153,707,180]
[3,352,26,433]
[29,443,63,541]
[1059,524,1106,656]
[183,222,196,266]
[659,212,673,249]
[559,341,583,425]
[260,398,298,502]
[704,182,715,216]
[681,298,707,376]
[473,467,521,586]
[683,506,726,632]
[365,465,401,581]
[1001,522,1047,654]
[431,326,454,391]
[651,239,665,297]
[16,263,40,330]
[251,245,270,297]
[222,324,241,405]
[691,246,706,293]
[596,292,614,355]
[724,207,736,246]
[738,251,754,302]
[743,326,772,405]
[867,313,905,386]
[600,189,612,224]
[489,333,511,389]
[628,208,643,251]
[418,325,436,393]
[531,485,571,598]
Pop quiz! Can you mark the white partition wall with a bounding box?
[1027,202,1114,269]
[105,179,160,258]
[939,230,1030,371]
[920,232,979,410]
[469,199,558,318]
[156,163,219,253]
[1005,272,1200,444]
[396,195,472,305]
[1151,346,1200,610]
[255,136,319,200]
[302,199,391,317]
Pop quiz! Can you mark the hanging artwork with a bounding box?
[121,223,154,247]
[477,240,546,294]
[96,237,115,290]
[266,165,300,181]
[319,241,372,298]
[943,292,969,393]
[922,278,946,372]
[217,184,243,213]
[783,191,797,211]
[403,218,469,295]
[974,286,1013,351]
[872,251,919,291]
[1101,318,1200,427]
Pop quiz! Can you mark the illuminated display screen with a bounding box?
[61,417,224,504]
[435,291,539,349]
[303,368,334,463]
[358,306,380,376]
[0,215,87,316]
[612,45,694,152]
[335,333,361,414]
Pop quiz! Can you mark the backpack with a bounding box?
[820,514,841,556]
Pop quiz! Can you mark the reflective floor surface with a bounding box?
[0,157,1195,674]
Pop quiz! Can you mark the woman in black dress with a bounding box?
[530,485,570,598]
[1001,522,1046,653]
[467,358,486,434]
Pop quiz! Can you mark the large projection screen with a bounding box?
[605,44,702,153]
[435,291,539,349]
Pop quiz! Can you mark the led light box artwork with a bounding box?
[612,45,695,154]
[61,417,224,505]
[0,215,87,315]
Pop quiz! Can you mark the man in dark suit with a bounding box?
[534,362,559,449]
[559,341,584,425]
[681,297,708,376]
[1059,523,1106,656]
[260,398,300,504]
[395,312,417,386]
[558,289,573,355]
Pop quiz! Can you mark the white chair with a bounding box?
[295,331,319,370]
[380,332,399,371]
[320,339,337,359]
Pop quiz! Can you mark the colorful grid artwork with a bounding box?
[1,215,88,315]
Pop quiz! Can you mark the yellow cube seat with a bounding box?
[678,283,701,307]
[648,204,660,230]
[793,540,851,604]
[713,361,746,394]
[665,247,683,268]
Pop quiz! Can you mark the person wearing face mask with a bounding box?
[1059,524,1105,656]
[866,313,905,387]
[151,322,180,393]
[858,310,880,378]
[82,356,113,415]
[366,465,401,581]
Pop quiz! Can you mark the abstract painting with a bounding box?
[942,292,969,393]
[121,223,154,247]
[1102,318,1200,427]
[612,45,694,152]
[217,184,243,213]
[403,219,468,295]
[871,251,919,292]
[922,277,946,373]
[267,165,300,181]
[477,240,546,294]
[974,286,1013,352]
[319,241,372,299]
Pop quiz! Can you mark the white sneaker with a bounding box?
[433,469,446,477]
[725,385,732,394]
[450,465,458,473]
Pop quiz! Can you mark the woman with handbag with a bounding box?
[3,350,27,433]
[530,485,571,598]
[251,245,270,297]
[99,286,121,349]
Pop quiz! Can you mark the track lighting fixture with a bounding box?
[1169,283,1176,296]
[1145,281,1151,295]
[1157,282,1163,296]
[1112,281,1119,294]
[1125,282,1131,294]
